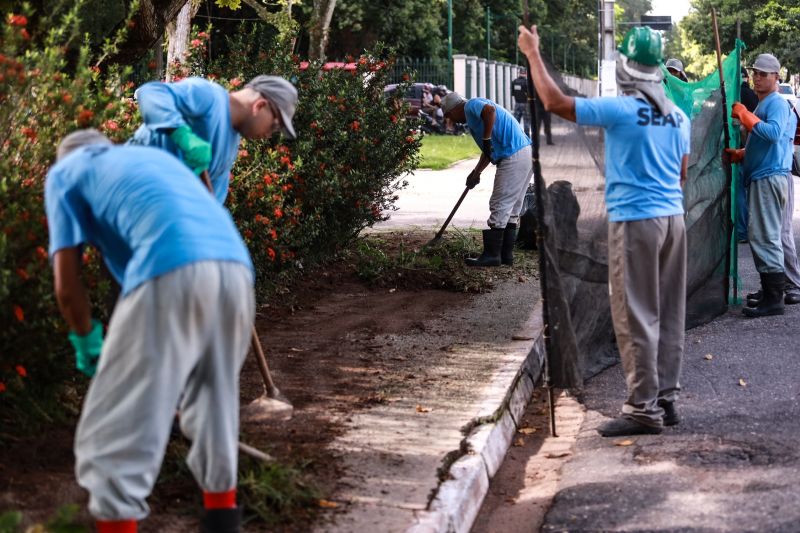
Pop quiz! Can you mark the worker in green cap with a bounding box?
[519,25,691,437]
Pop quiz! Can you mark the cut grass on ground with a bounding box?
[419,134,480,170]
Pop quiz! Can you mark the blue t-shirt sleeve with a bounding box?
[575,97,625,127]
[45,166,89,257]
[752,96,790,143]
[465,98,491,124]
[135,78,216,132]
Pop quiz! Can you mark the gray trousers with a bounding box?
[488,145,533,228]
[781,174,800,292]
[75,261,255,520]
[608,215,686,428]
[749,175,787,274]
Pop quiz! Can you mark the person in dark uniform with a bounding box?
[512,69,531,138]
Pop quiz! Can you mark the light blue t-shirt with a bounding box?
[575,96,691,222]
[743,91,796,182]
[46,145,252,295]
[465,98,531,162]
[130,77,241,203]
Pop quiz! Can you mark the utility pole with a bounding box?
[448,0,453,61]
[486,6,491,60]
[599,0,616,96]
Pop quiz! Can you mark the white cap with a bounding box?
[57,129,111,160]
[441,92,466,114]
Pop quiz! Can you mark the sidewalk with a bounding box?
[314,125,594,532]
[540,184,800,531]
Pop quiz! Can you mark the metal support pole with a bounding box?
[448,0,453,61]
[486,7,491,60]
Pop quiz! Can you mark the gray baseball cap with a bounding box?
[750,53,781,74]
[246,75,298,139]
[665,58,685,75]
[441,92,466,114]
[57,129,111,160]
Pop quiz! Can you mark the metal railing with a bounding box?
[387,58,454,89]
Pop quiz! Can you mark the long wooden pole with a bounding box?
[712,8,736,303]
[523,2,557,437]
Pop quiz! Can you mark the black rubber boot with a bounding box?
[785,291,800,305]
[465,228,504,267]
[658,400,680,427]
[746,290,762,308]
[743,273,785,317]
[201,507,242,533]
[501,223,518,266]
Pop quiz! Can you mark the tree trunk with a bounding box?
[165,1,200,81]
[308,0,337,62]
[105,0,188,68]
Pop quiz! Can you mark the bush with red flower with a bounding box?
[0,4,138,417]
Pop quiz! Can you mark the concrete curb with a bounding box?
[405,303,546,533]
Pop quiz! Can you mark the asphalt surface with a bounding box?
[541,192,800,531]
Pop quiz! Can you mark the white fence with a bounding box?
[452,55,597,110]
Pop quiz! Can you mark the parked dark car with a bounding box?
[383,82,427,118]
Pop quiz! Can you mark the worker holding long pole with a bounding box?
[519,24,691,437]
[47,130,255,533]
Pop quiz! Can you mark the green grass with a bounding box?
[418,134,480,170]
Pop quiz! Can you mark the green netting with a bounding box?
[664,40,745,317]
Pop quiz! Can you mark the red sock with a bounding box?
[203,489,237,509]
[96,519,137,533]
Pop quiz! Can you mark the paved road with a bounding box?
[475,178,800,532]
[374,121,596,232]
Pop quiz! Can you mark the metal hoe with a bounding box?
[425,185,471,246]
[199,171,294,422]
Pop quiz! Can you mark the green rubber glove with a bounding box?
[68,319,104,377]
[170,125,212,175]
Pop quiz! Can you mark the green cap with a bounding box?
[618,26,663,66]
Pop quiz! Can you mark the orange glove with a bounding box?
[732,102,761,132]
[724,148,745,164]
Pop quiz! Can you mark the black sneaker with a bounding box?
[597,416,662,437]
[658,400,680,427]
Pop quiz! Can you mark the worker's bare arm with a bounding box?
[53,247,92,335]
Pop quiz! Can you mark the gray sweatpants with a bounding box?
[749,175,787,274]
[608,215,686,428]
[488,145,533,228]
[781,174,800,292]
[75,261,255,521]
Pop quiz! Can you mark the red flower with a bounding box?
[243,229,253,239]
[350,121,360,132]
[197,31,209,39]
[0,383,5,393]
[102,120,119,131]
[20,28,30,40]
[21,127,36,140]
[230,78,242,88]
[390,115,398,123]
[36,246,47,260]
[263,174,273,185]
[15,365,26,378]
[8,14,27,26]
[267,247,276,261]
[13,305,24,322]
[274,208,284,219]
[280,156,292,166]
[16,268,29,281]
[62,93,73,104]
[77,109,94,126]
[238,149,249,158]
[310,121,319,130]
[270,229,278,240]
[406,136,415,143]
[190,39,202,48]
